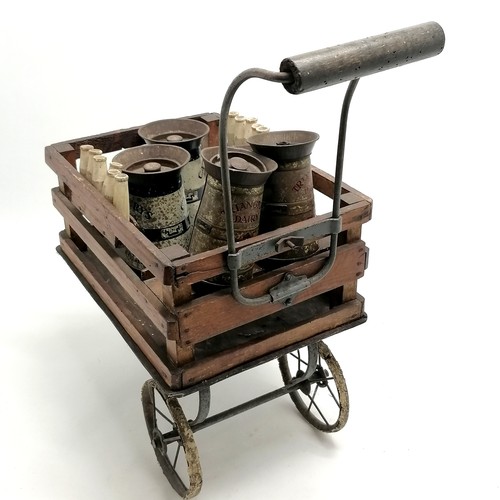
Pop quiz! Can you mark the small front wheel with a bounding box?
[141,379,202,499]
[278,341,349,432]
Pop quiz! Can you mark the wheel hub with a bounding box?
[294,369,312,395]
[312,365,329,387]
[152,428,164,452]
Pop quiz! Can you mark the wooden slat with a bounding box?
[341,191,364,205]
[52,112,219,160]
[52,188,177,335]
[58,232,181,389]
[312,165,374,204]
[187,113,219,147]
[177,240,367,345]
[342,226,364,302]
[46,145,176,284]
[181,297,364,387]
[52,126,144,157]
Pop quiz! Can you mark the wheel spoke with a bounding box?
[155,407,174,426]
[327,385,341,408]
[290,351,308,369]
[307,384,319,413]
[306,388,331,426]
[173,442,181,469]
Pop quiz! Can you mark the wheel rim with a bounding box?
[141,380,202,499]
[278,341,349,432]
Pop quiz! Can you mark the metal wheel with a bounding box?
[278,341,349,432]
[141,379,202,499]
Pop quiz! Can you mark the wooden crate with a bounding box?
[45,113,372,390]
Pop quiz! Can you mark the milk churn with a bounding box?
[138,118,210,241]
[112,144,191,271]
[246,130,320,262]
[189,146,277,283]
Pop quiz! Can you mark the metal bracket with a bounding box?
[227,252,242,272]
[269,273,311,306]
[275,236,305,252]
[226,217,341,272]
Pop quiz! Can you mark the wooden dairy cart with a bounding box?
[45,22,444,499]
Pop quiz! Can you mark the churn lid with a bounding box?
[112,144,191,196]
[246,130,319,162]
[138,118,210,151]
[201,146,278,187]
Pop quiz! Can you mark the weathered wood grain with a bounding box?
[181,297,365,387]
[53,189,177,334]
[177,240,367,345]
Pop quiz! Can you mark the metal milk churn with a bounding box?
[112,144,191,271]
[138,118,210,242]
[246,130,320,262]
[189,146,277,283]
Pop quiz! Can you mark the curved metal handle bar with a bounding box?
[308,78,359,288]
[219,69,292,306]
[217,23,445,306]
[219,70,359,306]
[219,68,292,257]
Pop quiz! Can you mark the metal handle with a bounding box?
[280,21,445,94]
[218,22,445,307]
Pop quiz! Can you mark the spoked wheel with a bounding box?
[141,379,202,499]
[278,341,349,432]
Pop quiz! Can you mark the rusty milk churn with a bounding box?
[113,144,191,271]
[138,118,210,241]
[246,130,320,262]
[189,146,277,282]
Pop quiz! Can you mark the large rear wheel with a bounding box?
[278,341,349,432]
[141,379,202,499]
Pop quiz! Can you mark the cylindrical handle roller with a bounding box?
[280,21,445,94]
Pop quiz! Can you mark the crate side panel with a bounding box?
[52,189,177,335]
[178,240,367,345]
[45,145,175,284]
[181,297,365,386]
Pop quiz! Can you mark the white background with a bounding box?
[1,1,498,499]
